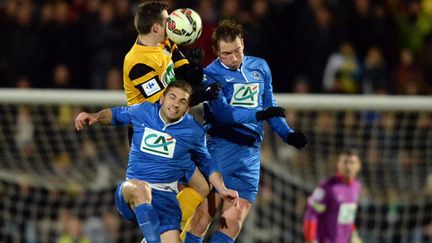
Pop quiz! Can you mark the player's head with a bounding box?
[134,1,169,40]
[336,150,361,180]
[159,80,192,123]
[212,19,244,70]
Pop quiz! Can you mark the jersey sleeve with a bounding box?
[303,186,328,241]
[203,73,258,124]
[110,106,133,125]
[261,61,294,138]
[169,40,189,68]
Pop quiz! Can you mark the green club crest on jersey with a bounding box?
[140,127,176,158]
[337,203,357,224]
[230,83,259,108]
[162,62,176,86]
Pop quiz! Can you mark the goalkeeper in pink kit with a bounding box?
[303,150,362,243]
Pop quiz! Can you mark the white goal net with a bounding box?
[242,95,432,243]
[0,89,141,243]
[0,89,431,243]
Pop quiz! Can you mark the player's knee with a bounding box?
[189,206,213,235]
[223,217,244,236]
[221,209,245,234]
[189,215,212,236]
[131,181,152,204]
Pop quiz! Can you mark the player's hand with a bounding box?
[219,188,239,204]
[74,112,97,131]
[351,237,362,243]
[285,132,307,149]
[189,83,221,106]
[255,107,285,121]
[187,48,204,66]
[351,231,362,243]
[204,83,221,100]
[219,192,241,229]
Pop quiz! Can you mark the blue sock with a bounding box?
[135,203,161,243]
[210,231,234,243]
[184,231,203,243]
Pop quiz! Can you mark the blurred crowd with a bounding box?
[1,0,432,94]
[2,0,432,242]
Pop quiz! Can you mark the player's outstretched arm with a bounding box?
[74,108,113,131]
[208,172,239,204]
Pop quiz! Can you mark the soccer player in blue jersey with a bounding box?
[74,80,239,243]
[182,20,308,243]
[124,2,220,231]
[303,151,362,243]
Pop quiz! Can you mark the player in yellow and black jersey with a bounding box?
[124,38,190,105]
[121,2,221,241]
[124,1,216,107]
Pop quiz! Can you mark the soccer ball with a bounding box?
[166,8,202,45]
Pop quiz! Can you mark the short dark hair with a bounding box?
[340,149,358,156]
[134,1,168,34]
[163,80,193,101]
[339,149,361,162]
[212,19,243,50]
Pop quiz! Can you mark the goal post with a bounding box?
[1,89,431,242]
[1,88,431,109]
[0,89,127,105]
[275,94,432,111]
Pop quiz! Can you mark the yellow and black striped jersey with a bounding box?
[123,39,189,105]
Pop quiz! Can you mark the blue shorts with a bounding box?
[115,181,182,234]
[207,137,261,203]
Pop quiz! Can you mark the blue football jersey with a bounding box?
[111,102,215,183]
[202,56,294,143]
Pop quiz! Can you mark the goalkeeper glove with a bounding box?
[189,83,221,107]
[285,132,307,149]
[187,48,204,67]
[255,107,286,121]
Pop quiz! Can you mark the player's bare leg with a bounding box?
[121,179,152,207]
[184,191,221,242]
[178,167,210,231]
[215,197,251,240]
[187,167,210,198]
[121,180,161,243]
[185,191,246,242]
[160,229,181,243]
